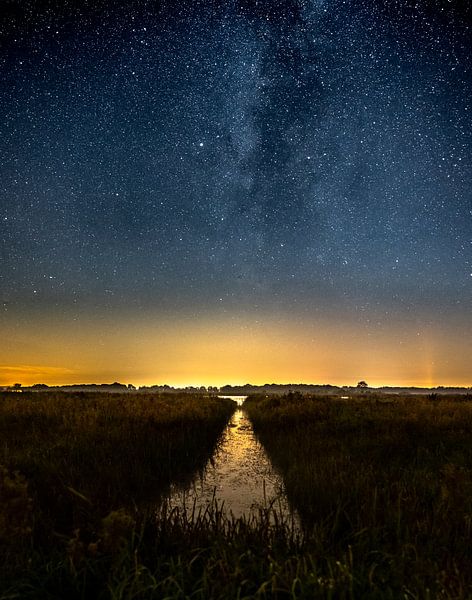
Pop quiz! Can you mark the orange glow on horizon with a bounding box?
[1,310,470,389]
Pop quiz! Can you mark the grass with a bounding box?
[2,391,472,598]
[4,502,305,600]
[244,392,472,597]
[0,392,235,581]
[0,391,235,507]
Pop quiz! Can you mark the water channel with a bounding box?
[168,397,294,520]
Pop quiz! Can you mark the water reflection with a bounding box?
[168,407,293,519]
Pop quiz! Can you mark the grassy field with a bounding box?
[0,391,236,507]
[244,392,472,598]
[2,391,472,598]
[0,391,235,592]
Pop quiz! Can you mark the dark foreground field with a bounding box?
[1,391,472,598]
[245,393,472,598]
[0,392,236,596]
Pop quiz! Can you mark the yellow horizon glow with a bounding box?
[0,369,470,389]
[1,310,470,389]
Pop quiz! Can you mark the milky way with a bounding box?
[0,1,471,385]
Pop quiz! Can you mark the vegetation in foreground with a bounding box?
[2,391,472,598]
[244,392,472,598]
[0,392,235,592]
[0,391,236,507]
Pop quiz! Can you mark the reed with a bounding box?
[2,391,472,597]
[0,392,235,558]
[244,392,472,596]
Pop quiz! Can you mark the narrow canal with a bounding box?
[168,398,292,519]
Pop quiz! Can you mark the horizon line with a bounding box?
[2,381,471,390]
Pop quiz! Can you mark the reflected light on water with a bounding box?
[168,406,294,520]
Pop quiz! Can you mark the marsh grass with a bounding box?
[1,501,304,600]
[0,392,235,561]
[2,391,472,598]
[244,392,472,597]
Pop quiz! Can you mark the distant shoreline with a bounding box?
[2,382,471,395]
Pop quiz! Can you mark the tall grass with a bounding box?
[1,501,315,600]
[244,392,472,597]
[0,392,235,566]
[3,391,472,598]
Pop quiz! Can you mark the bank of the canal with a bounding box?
[168,404,293,519]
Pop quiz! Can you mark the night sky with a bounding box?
[1,0,471,387]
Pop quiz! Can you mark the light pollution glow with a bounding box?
[2,2,471,393]
[1,310,470,388]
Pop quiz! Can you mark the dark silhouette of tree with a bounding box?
[357,381,368,388]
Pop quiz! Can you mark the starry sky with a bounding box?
[1,0,471,387]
